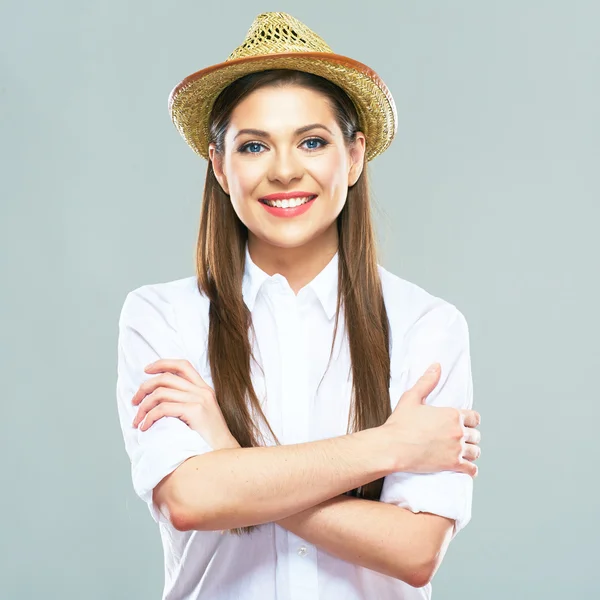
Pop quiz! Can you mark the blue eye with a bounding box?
[238,137,328,154]
[240,142,265,154]
[303,137,326,150]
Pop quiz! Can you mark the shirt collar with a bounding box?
[242,244,270,312]
[242,243,339,320]
[306,251,339,320]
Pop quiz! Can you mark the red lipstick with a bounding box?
[260,191,316,200]
[258,192,317,218]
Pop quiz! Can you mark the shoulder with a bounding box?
[119,275,209,325]
[118,275,212,372]
[377,264,469,345]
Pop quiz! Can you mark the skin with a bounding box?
[132,358,480,586]
[210,84,366,292]
[128,84,482,586]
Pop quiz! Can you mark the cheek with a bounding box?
[226,159,262,212]
[311,153,349,205]
[228,160,258,194]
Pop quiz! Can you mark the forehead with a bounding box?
[228,84,336,132]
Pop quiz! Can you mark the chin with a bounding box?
[253,229,320,250]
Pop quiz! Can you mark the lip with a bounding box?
[260,191,317,201]
[259,195,317,218]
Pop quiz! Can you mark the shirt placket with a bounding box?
[272,282,319,600]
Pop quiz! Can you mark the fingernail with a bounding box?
[427,363,439,374]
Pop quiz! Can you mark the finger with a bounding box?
[139,401,193,431]
[457,457,478,478]
[463,426,481,445]
[401,363,441,405]
[144,359,208,388]
[460,409,481,428]
[133,388,189,428]
[132,372,196,406]
[462,442,481,462]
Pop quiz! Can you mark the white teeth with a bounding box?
[263,196,314,208]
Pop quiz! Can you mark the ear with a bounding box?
[347,132,366,187]
[209,143,230,195]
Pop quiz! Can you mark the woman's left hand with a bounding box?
[131,358,240,450]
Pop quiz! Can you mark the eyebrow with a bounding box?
[233,123,333,141]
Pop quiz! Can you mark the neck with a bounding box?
[247,226,338,294]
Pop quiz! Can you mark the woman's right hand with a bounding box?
[379,363,482,477]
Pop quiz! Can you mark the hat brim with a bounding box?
[168,52,397,161]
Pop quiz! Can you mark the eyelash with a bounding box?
[237,137,328,154]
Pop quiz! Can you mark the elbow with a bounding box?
[152,475,211,532]
[168,489,231,532]
[172,506,241,532]
[167,478,247,532]
[154,455,247,532]
[395,556,437,589]
[168,497,214,532]
[152,490,194,531]
[404,564,436,588]
[171,500,252,532]
[169,504,196,532]
[167,501,212,532]
[405,563,435,589]
[393,516,454,587]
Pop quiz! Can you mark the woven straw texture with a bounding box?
[169,12,397,161]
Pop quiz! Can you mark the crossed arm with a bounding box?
[274,493,455,588]
[119,289,473,588]
[154,431,456,588]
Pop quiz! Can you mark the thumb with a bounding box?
[400,363,441,405]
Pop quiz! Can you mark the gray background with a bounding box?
[1,0,598,598]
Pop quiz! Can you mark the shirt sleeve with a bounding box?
[380,302,474,538]
[116,285,214,525]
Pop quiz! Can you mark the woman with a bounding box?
[116,12,481,600]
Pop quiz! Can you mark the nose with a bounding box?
[267,148,303,185]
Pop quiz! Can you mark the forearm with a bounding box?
[172,428,395,531]
[275,495,453,587]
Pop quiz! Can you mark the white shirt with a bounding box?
[116,245,474,600]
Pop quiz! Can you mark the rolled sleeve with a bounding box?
[381,302,474,537]
[116,286,214,524]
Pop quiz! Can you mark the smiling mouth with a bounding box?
[259,195,317,208]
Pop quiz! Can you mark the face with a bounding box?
[209,84,366,253]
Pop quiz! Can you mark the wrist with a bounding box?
[350,426,398,479]
[369,424,409,474]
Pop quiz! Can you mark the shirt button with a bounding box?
[297,545,308,557]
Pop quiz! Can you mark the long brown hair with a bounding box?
[196,69,391,535]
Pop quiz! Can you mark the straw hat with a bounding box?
[168,12,397,162]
